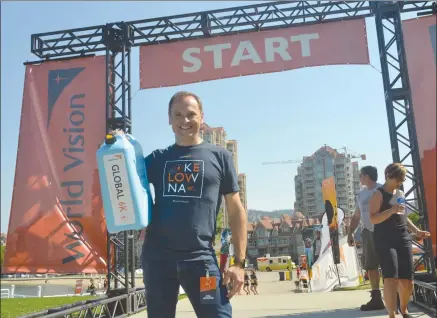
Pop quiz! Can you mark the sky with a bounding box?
[0,2,417,233]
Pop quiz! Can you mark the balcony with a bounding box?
[277,238,291,246]
[257,239,269,247]
[269,237,291,246]
[248,241,257,248]
[335,158,346,164]
[336,178,346,184]
[247,249,259,257]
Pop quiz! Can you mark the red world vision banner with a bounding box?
[140,19,369,88]
[4,56,108,273]
[403,15,437,257]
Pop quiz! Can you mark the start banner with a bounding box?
[140,18,369,88]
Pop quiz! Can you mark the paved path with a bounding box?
[132,272,432,318]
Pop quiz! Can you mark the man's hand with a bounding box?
[415,230,431,239]
[109,129,125,136]
[222,265,244,299]
[347,233,355,247]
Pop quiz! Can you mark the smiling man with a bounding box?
[141,91,247,318]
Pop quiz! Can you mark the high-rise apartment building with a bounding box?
[200,123,227,148]
[238,173,247,212]
[352,162,361,196]
[201,124,248,227]
[227,140,248,215]
[294,146,361,218]
[226,140,239,174]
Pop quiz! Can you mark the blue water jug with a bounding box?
[125,134,149,189]
[96,133,151,233]
[125,133,154,209]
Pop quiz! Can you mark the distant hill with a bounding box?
[248,209,294,222]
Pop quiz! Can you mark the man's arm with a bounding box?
[348,206,361,235]
[225,192,247,263]
[220,150,245,263]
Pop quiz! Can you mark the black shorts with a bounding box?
[374,230,414,280]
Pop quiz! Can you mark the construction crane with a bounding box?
[261,146,366,166]
[261,159,301,165]
[338,146,366,160]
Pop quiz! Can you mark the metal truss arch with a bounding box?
[24,1,436,317]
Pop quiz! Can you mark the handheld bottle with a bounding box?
[96,134,151,233]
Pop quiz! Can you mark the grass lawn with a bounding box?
[334,282,372,291]
[334,278,384,292]
[1,294,188,317]
[1,295,95,318]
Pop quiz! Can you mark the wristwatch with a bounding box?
[233,258,246,269]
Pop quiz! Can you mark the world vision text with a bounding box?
[60,93,86,264]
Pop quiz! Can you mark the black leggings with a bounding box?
[375,233,414,280]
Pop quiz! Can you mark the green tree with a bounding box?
[1,245,5,267]
[215,209,224,242]
[408,212,421,227]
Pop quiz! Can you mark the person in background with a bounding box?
[249,270,258,295]
[312,230,322,263]
[243,271,250,295]
[348,166,385,311]
[369,163,430,318]
[219,229,232,274]
[87,279,96,295]
[304,238,313,267]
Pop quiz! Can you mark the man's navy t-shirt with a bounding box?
[142,141,239,261]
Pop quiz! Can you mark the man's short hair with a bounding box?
[360,166,378,182]
[168,91,203,115]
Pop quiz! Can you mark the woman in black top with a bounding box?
[369,163,430,318]
[243,271,250,295]
[249,270,258,295]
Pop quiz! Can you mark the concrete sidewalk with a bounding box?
[131,272,432,318]
[133,288,432,317]
[175,289,431,318]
